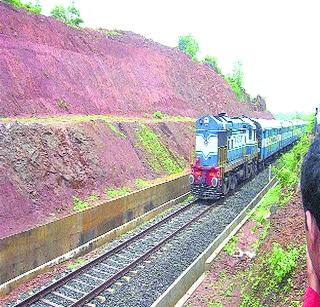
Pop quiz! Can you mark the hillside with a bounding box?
[0,2,273,239]
[0,2,271,118]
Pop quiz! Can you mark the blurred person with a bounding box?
[301,135,320,306]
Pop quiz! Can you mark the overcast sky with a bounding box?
[25,0,320,114]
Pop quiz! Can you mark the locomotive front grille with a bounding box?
[191,184,220,200]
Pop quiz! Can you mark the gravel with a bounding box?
[7,168,271,307]
[90,168,271,307]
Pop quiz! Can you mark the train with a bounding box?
[189,113,307,199]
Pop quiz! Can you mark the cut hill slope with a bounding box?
[0,3,271,118]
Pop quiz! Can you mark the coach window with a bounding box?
[249,128,252,140]
[231,140,234,149]
[228,140,230,149]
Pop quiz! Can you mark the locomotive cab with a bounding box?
[191,114,258,199]
[190,114,230,199]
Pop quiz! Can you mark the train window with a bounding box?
[249,129,252,140]
[253,132,256,141]
[228,140,230,149]
[231,140,234,149]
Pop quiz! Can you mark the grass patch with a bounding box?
[136,124,183,174]
[251,186,281,225]
[72,197,90,212]
[106,187,132,199]
[107,123,127,139]
[1,114,195,125]
[68,258,86,270]
[240,244,303,306]
[238,135,311,305]
[135,179,151,189]
[153,111,164,119]
[224,236,238,256]
[274,134,310,190]
[105,30,121,37]
[87,193,99,202]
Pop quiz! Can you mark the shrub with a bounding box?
[224,61,245,101]
[3,0,42,14]
[203,56,222,75]
[51,4,83,27]
[105,187,131,199]
[178,34,199,61]
[153,111,164,119]
[274,134,310,189]
[224,236,238,256]
[72,197,89,212]
[135,179,151,189]
[268,243,298,284]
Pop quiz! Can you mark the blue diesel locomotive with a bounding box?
[190,113,306,199]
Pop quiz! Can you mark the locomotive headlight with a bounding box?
[204,117,209,125]
[211,177,218,187]
[189,175,195,184]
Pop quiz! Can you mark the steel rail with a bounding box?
[71,200,221,306]
[15,199,200,307]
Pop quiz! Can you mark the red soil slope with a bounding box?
[0,120,193,238]
[0,3,271,118]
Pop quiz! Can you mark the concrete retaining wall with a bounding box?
[0,174,189,285]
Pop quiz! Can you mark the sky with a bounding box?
[24,0,320,114]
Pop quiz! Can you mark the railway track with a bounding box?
[15,198,223,307]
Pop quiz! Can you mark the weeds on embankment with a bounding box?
[237,134,311,306]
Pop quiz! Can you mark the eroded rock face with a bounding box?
[0,3,271,119]
[0,121,194,238]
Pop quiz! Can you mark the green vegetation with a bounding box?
[87,193,99,202]
[274,134,310,190]
[3,0,42,14]
[239,244,302,306]
[136,124,183,174]
[153,111,164,119]
[135,179,151,189]
[107,123,127,139]
[238,135,311,305]
[252,186,280,225]
[105,30,121,37]
[203,56,222,75]
[68,258,86,270]
[106,187,131,199]
[72,197,90,212]
[268,243,299,284]
[50,4,83,27]
[225,61,246,101]
[224,236,238,256]
[1,113,195,125]
[177,34,199,61]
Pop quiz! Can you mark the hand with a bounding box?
[306,247,320,294]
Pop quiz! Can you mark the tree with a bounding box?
[66,5,83,27]
[3,0,42,14]
[203,56,222,75]
[50,4,83,27]
[50,5,67,23]
[225,61,245,101]
[178,34,199,61]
